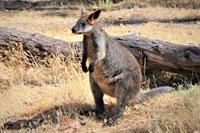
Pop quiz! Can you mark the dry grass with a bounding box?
[0,55,92,125]
[78,85,200,133]
[0,7,200,44]
[1,53,199,132]
[0,4,200,133]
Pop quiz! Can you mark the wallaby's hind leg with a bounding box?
[105,79,139,126]
[89,74,105,119]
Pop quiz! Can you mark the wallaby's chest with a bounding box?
[84,35,116,97]
[85,37,94,62]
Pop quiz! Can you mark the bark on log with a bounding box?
[0,27,200,86]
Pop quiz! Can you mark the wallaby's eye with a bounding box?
[81,22,85,27]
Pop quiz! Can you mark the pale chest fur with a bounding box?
[86,37,94,63]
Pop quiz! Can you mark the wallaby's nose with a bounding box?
[71,27,76,33]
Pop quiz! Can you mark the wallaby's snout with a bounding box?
[71,23,81,34]
[71,23,84,34]
[71,26,77,34]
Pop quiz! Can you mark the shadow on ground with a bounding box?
[2,103,93,130]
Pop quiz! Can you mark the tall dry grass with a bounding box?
[0,48,92,125]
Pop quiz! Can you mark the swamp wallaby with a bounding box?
[71,7,174,126]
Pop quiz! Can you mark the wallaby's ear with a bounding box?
[80,4,87,17]
[87,9,101,24]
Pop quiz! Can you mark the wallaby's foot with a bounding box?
[103,106,123,127]
[79,108,104,120]
[95,109,105,120]
[103,117,120,127]
[79,109,95,117]
[103,112,122,127]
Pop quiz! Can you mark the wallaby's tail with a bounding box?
[132,86,175,104]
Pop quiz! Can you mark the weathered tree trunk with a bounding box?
[0,27,200,86]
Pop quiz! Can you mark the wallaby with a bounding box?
[71,7,174,126]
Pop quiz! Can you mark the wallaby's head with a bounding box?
[71,6,101,35]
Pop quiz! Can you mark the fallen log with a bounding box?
[105,15,200,25]
[0,27,199,86]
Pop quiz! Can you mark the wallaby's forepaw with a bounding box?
[89,64,95,73]
[81,62,88,73]
[82,66,88,73]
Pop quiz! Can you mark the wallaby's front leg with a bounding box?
[81,41,88,73]
[89,39,106,73]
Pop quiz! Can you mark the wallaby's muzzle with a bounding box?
[71,27,76,34]
[71,26,82,34]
